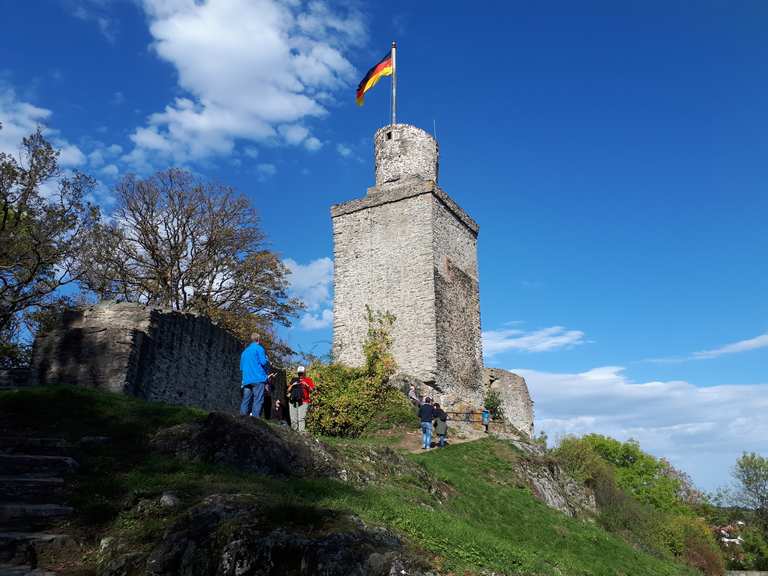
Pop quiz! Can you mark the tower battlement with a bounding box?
[331,123,483,406]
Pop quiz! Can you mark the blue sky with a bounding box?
[1,0,766,490]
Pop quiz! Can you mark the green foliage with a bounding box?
[483,388,505,421]
[554,435,724,575]
[0,386,701,576]
[733,452,768,531]
[307,308,413,437]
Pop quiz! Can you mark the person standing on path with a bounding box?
[418,397,435,449]
[239,333,271,417]
[433,403,448,448]
[288,365,315,432]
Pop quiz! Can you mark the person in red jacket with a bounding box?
[287,366,315,432]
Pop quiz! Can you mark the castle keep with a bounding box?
[331,124,484,406]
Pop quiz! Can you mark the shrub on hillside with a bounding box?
[554,435,724,575]
[306,308,413,437]
[483,389,505,421]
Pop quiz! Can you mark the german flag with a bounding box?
[356,51,393,106]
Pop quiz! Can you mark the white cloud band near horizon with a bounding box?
[516,365,768,491]
[645,332,768,363]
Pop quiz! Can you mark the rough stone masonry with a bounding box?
[331,124,533,434]
[29,301,242,412]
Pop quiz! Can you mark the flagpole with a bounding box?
[391,41,397,126]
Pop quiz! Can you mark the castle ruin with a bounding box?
[332,124,533,435]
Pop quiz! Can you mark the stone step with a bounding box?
[0,506,73,532]
[0,457,77,478]
[0,564,56,576]
[0,532,74,569]
[0,478,65,505]
[0,439,73,458]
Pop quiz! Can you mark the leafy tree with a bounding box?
[483,388,505,421]
[0,126,98,365]
[733,452,768,531]
[76,169,301,355]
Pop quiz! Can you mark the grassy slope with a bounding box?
[0,387,696,576]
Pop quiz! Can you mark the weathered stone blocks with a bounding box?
[29,301,242,412]
[332,124,484,407]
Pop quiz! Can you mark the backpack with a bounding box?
[289,379,305,406]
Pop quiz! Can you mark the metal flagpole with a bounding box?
[391,41,397,126]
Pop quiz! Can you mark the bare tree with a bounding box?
[0,126,98,365]
[77,169,301,351]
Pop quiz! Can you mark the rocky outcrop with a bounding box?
[100,494,431,576]
[151,413,340,479]
[483,368,534,437]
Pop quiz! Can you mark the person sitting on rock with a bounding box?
[418,397,435,449]
[287,366,315,433]
[239,333,271,417]
[433,403,448,448]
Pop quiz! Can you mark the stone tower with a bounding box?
[331,124,483,406]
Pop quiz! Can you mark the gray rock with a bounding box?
[103,494,432,576]
[159,493,180,509]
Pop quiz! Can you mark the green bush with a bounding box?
[554,435,725,575]
[306,308,414,437]
[483,389,505,421]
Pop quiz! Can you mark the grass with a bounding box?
[0,386,698,576]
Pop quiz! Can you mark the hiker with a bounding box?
[433,403,448,448]
[239,333,271,417]
[287,365,315,432]
[273,399,287,426]
[408,384,421,407]
[482,408,490,433]
[418,397,435,449]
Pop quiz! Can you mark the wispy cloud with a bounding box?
[645,332,768,363]
[66,0,119,43]
[518,365,768,490]
[692,333,768,359]
[483,325,586,358]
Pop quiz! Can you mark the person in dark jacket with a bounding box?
[418,397,435,449]
[433,403,448,448]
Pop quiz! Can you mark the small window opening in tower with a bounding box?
[386,131,392,140]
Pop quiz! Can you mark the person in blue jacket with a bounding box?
[239,333,271,417]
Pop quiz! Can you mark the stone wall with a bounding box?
[483,368,534,437]
[332,187,438,383]
[29,302,242,412]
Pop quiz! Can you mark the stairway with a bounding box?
[0,437,79,576]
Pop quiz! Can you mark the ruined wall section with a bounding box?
[484,368,535,437]
[432,193,483,404]
[30,302,242,413]
[332,190,438,383]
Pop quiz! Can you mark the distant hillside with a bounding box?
[0,386,700,576]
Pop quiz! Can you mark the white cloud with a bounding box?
[645,332,768,363]
[517,365,768,490]
[336,143,352,157]
[0,87,52,156]
[100,164,119,177]
[483,325,586,357]
[299,308,333,330]
[285,256,334,332]
[256,163,277,181]
[693,333,768,359]
[243,147,260,159]
[68,0,118,43]
[124,0,365,167]
[58,144,87,167]
[284,256,333,311]
[304,136,322,151]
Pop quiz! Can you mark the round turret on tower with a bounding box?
[374,124,439,187]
